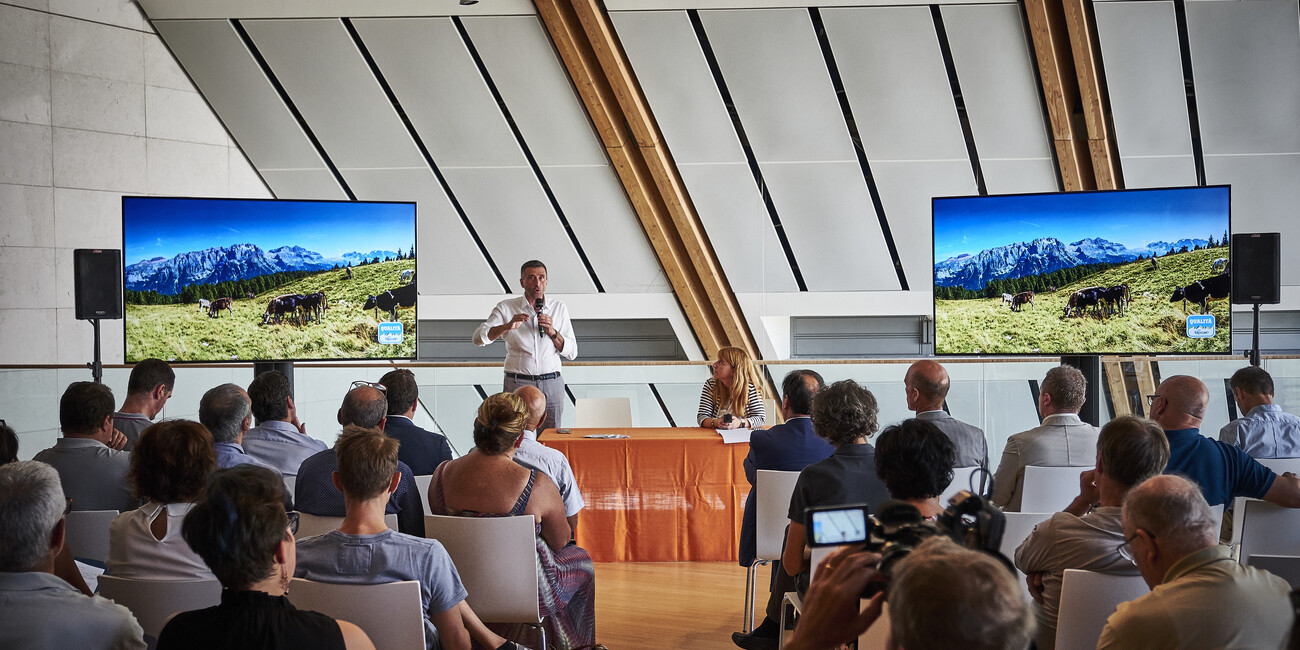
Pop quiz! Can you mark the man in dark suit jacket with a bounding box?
[379,369,453,475]
[739,369,833,567]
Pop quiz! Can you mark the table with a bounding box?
[539,427,748,562]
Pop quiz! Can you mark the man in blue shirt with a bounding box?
[1219,366,1300,459]
[243,370,326,478]
[1149,375,1300,508]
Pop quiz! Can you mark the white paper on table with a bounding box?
[77,560,104,592]
[718,428,753,444]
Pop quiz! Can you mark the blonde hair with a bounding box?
[715,347,764,415]
[473,393,530,455]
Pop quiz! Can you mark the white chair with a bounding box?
[1054,569,1149,650]
[97,576,222,639]
[743,470,800,633]
[295,512,398,538]
[778,546,833,648]
[289,578,424,650]
[415,474,433,514]
[1259,457,1300,475]
[64,509,119,564]
[999,512,1054,601]
[283,476,296,501]
[1020,466,1090,513]
[1239,498,1300,561]
[941,466,982,506]
[574,397,632,428]
[858,602,891,650]
[424,514,546,649]
[1246,554,1300,589]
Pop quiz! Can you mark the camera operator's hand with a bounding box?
[784,546,886,650]
[1027,571,1047,604]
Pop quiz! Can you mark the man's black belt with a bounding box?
[505,371,561,381]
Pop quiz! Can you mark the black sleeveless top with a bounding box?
[157,589,346,650]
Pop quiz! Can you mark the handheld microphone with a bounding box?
[535,297,545,338]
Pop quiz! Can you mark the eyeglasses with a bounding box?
[1146,394,1164,406]
[286,511,300,536]
[1116,530,1153,564]
[64,498,73,516]
[349,380,386,393]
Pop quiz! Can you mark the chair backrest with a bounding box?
[295,512,398,538]
[999,512,1054,600]
[574,397,633,428]
[1245,554,1300,589]
[1259,457,1300,476]
[289,578,423,650]
[1054,569,1149,650]
[755,470,801,562]
[858,602,891,650]
[941,467,981,506]
[283,476,296,501]
[424,514,541,623]
[808,545,834,583]
[1239,498,1300,561]
[415,474,433,514]
[1020,466,1090,514]
[64,509,119,563]
[97,576,222,639]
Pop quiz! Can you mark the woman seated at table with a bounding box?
[874,419,957,519]
[107,419,216,580]
[697,346,766,430]
[158,465,374,650]
[428,393,595,649]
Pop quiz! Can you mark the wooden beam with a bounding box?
[1062,0,1122,190]
[1102,357,1132,417]
[1024,0,1094,191]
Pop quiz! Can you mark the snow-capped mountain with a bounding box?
[934,236,1209,290]
[341,250,400,264]
[125,244,338,295]
[1143,239,1209,256]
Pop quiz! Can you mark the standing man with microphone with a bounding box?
[473,260,577,430]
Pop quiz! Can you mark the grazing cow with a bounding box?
[1001,293,1014,308]
[246,292,256,300]
[1063,287,1104,319]
[1011,291,1034,312]
[197,298,211,314]
[1096,284,1131,317]
[208,297,233,318]
[1171,273,1231,315]
[298,292,327,323]
[1211,257,1228,274]
[399,269,414,285]
[1150,258,1159,271]
[363,283,417,322]
[345,267,353,280]
[262,294,300,325]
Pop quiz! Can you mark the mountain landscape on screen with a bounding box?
[935,236,1210,291]
[123,244,403,295]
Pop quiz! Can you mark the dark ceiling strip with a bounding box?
[688,10,808,292]
[1029,378,1041,408]
[809,8,909,291]
[232,19,355,200]
[930,6,988,197]
[473,384,489,400]
[648,383,678,427]
[1172,0,1207,187]
[342,18,511,293]
[1223,377,1238,421]
[451,17,605,293]
[1016,3,1066,192]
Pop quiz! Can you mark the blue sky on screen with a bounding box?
[933,187,1229,260]
[123,198,415,265]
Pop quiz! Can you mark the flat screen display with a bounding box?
[933,186,1231,356]
[123,197,417,362]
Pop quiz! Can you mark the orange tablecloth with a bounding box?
[539,427,748,563]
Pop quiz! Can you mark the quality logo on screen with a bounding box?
[1186,314,1216,339]
[377,322,404,345]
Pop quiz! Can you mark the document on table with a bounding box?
[583,434,630,439]
[718,428,753,444]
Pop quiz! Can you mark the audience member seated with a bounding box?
[113,358,175,451]
[294,383,424,536]
[429,393,595,649]
[157,465,373,650]
[738,369,832,568]
[0,461,146,649]
[992,365,1098,510]
[34,381,138,512]
[783,537,1034,650]
[107,420,216,581]
[244,370,326,478]
[1014,415,1169,650]
[905,360,988,468]
[874,419,956,519]
[1150,375,1300,507]
[513,385,584,532]
[1098,475,1292,648]
[1220,365,1300,458]
[698,346,766,430]
[379,369,453,475]
[295,425,524,650]
[734,380,889,650]
[199,384,279,473]
[0,420,17,464]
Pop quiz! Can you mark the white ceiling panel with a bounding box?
[440,166,596,292]
[351,17,524,169]
[1116,156,1198,190]
[459,16,607,167]
[610,10,745,165]
[257,169,348,200]
[760,161,898,291]
[1186,0,1300,155]
[677,162,798,293]
[152,20,324,174]
[821,7,967,161]
[1204,154,1300,285]
[873,160,980,290]
[543,166,670,293]
[698,9,855,163]
[940,4,1056,193]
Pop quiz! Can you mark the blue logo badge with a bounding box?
[1186,314,1216,339]
[377,322,404,344]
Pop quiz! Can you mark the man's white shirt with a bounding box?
[516,428,584,517]
[473,296,576,375]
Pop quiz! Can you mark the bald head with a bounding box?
[1123,474,1218,572]
[338,386,388,429]
[514,385,546,431]
[905,360,950,412]
[1151,375,1208,430]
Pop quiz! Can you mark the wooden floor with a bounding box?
[594,561,760,650]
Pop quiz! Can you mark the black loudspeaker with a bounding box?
[74,249,124,320]
[1231,233,1281,305]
